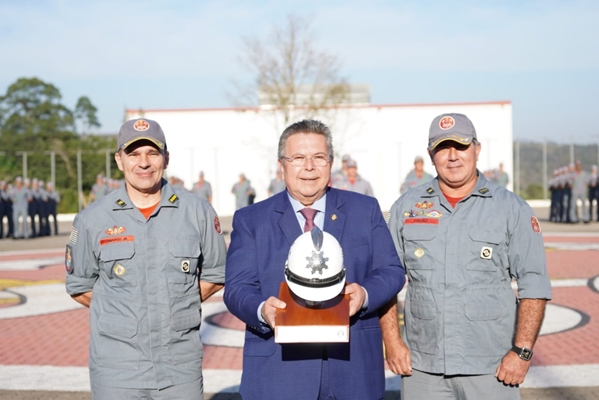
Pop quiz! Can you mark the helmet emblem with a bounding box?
[306,250,329,275]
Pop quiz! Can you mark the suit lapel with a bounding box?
[324,188,345,243]
[275,193,303,245]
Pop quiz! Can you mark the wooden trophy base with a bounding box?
[274,282,349,343]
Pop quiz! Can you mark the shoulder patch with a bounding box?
[65,245,74,274]
[426,187,435,194]
[116,199,127,207]
[169,194,178,203]
[531,216,541,234]
[478,188,490,194]
[214,216,222,234]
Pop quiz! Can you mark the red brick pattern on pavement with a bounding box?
[546,250,599,279]
[0,309,89,366]
[0,264,66,282]
[532,286,599,366]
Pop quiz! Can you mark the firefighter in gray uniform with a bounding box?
[11,177,31,239]
[384,113,552,400]
[65,118,227,400]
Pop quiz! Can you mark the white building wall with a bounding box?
[126,101,512,217]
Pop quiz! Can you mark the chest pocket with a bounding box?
[168,239,202,286]
[98,242,136,286]
[402,222,438,270]
[467,223,505,272]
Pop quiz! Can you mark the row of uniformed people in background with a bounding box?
[549,161,598,223]
[88,174,124,204]
[0,177,61,239]
[87,159,599,225]
[145,155,378,212]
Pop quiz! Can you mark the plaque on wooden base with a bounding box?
[274,282,349,343]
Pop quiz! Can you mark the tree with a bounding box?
[0,77,76,153]
[231,14,350,130]
[0,77,114,212]
[75,95,101,134]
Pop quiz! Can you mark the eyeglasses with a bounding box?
[280,154,331,167]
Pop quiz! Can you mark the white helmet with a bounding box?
[285,226,345,302]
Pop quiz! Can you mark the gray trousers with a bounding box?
[401,369,520,400]
[91,377,203,400]
[12,206,30,238]
[569,192,590,222]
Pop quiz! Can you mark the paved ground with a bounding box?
[0,205,598,399]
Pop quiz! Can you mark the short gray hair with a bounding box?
[278,120,334,161]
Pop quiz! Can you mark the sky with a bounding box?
[1,0,598,143]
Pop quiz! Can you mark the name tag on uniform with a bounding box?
[405,218,439,225]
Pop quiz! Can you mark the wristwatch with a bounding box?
[511,345,533,361]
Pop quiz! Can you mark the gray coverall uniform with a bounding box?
[65,180,227,391]
[231,180,254,210]
[192,181,212,202]
[12,186,31,239]
[400,169,433,194]
[388,172,551,376]
[345,176,375,197]
[570,170,590,223]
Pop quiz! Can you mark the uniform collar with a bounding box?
[112,179,179,211]
[422,170,492,198]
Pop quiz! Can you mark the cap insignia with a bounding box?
[133,119,150,131]
[439,116,455,130]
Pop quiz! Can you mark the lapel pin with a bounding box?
[331,214,337,221]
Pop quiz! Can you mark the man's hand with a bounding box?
[260,296,286,329]
[71,292,92,308]
[494,351,531,386]
[379,299,412,375]
[385,335,413,376]
[344,283,366,316]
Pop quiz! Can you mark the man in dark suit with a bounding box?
[224,119,406,400]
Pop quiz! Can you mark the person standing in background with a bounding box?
[11,177,31,239]
[192,171,213,204]
[588,165,598,222]
[231,174,255,210]
[46,182,60,235]
[569,160,590,223]
[400,156,433,194]
[267,170,286,196]
[344,159,374,197]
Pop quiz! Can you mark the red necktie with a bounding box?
[299,208,318,232]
